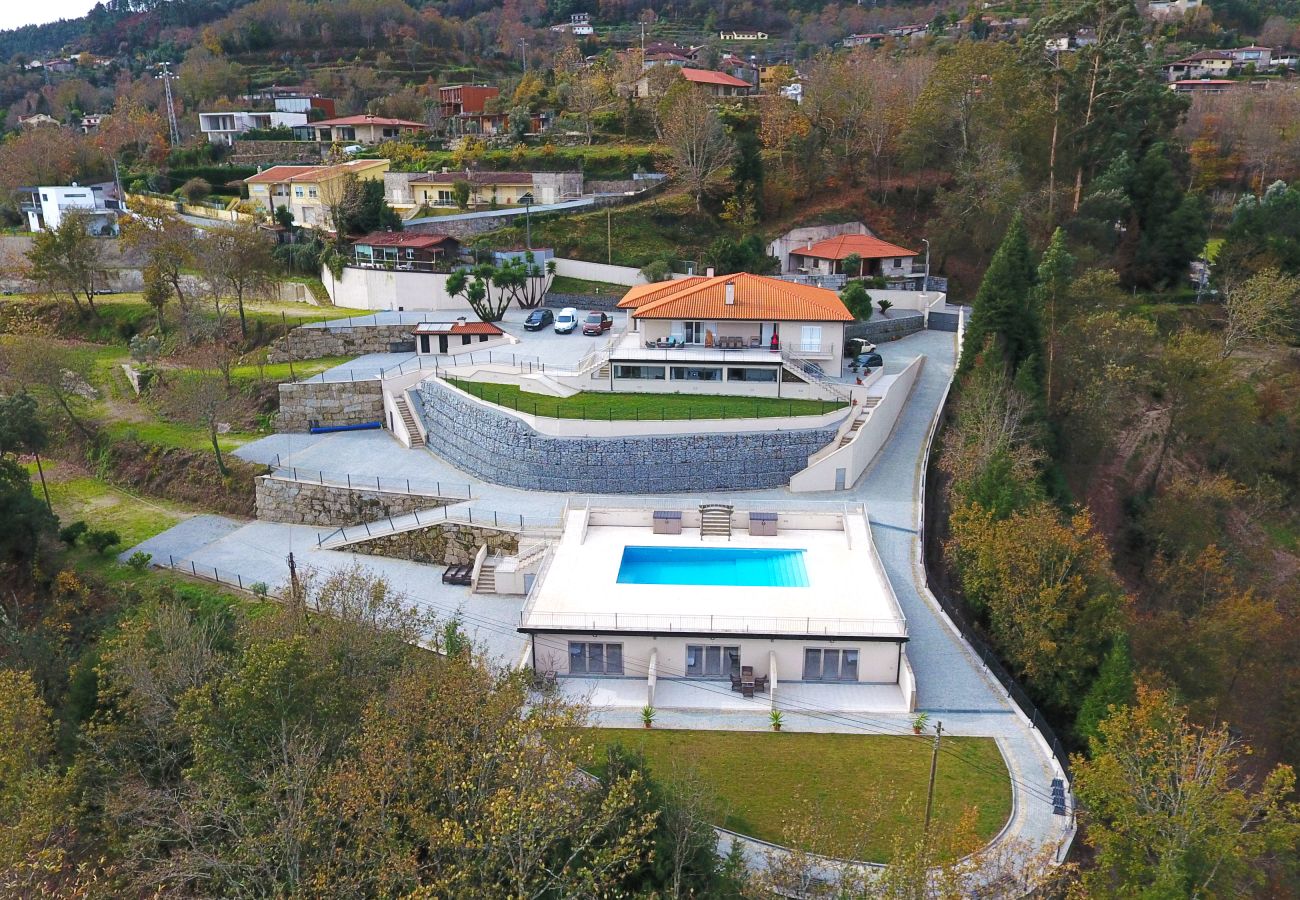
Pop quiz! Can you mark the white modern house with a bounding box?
[22,183,122,234]
[520,504,915,712]
[198,110,310,145]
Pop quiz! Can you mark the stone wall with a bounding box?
[269,323,418,363]
[230,140,326,166]
[417,380,838,493]
[255,475,448,526]
[545,292,620,311]
[846,313,925,345]
[350,522,519,565]
[277,379,384,432]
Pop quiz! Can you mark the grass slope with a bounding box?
[446,378,844,420]
[585,728,1011,863]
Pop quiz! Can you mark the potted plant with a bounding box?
[770,709,784,732]
[641,705,656,729]
[911,712,930,735]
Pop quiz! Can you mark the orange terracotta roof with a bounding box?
[617,276,708,309]
[630,273,852,322]
[244,159,388,185]
[412,320,504,335]
[794,234,917,260]
[680,68,752,88]
[352,232,455,248]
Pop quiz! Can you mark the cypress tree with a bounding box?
[961,213,1039,377]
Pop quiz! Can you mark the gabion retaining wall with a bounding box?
[416,380,838,493]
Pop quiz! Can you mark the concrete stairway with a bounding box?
[699,504,734,539]
[474,561,497,593]
[838,416,867,448]
[595,362,611,379]
[394,395,423,447]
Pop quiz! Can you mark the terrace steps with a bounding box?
[699,504,734,539]
[475,562,497,594]
[394,395,423,448]
[838,416,867,448]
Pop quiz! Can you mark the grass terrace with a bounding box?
[585,729,1012,863]
[446,378,846,420]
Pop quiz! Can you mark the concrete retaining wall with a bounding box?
[277,379,384,432]
[269,322,418,363]
[416,379,838,493]
[254,475,447,527]
[551,257,646,286]
[350,522,519,565]
[544,292,620,311]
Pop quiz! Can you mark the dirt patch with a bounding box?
[89,437,260,518]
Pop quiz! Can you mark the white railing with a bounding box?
[267,461,472,499]
[519,610,907,638]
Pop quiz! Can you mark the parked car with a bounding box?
[524,308,554,331]
[582,311,613,336]
[554,307,580,334]
[855,352,884,370]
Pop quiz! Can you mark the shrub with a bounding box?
[877,298,894,315]
[180,177,212,204]
[59,520,88,546]
[249,581,269,598]
[126,551,152,571]
[84,529,121,556]
[840,282,872,321]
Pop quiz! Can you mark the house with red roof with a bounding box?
[310,115,428,145]
[350,232,462,270]
[632,67,754,98]
[786,233,919,280]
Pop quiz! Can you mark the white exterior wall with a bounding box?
[866,289,946,313]
[322,265,546,311]
[552,257,648,286]
[34,186,106,231]
[768,222,871,274]
[530,632,905,684]
[790,355,925,492]
[636,318,845,371]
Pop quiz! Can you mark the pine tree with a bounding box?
[1034,228,1074,409]
[961,214,1039,377]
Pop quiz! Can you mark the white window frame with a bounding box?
[802,647,860,682]
[686,645,740,677]
[568,641,624,675]
[800,325,823,353]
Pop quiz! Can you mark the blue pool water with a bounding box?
[616,546,809,587]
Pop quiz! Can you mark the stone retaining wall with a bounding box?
[277,379,384,432]
[846,313,925,345]
[255,475,447,527]
[417,380,838,493]
[269,323,417,363]
[350,522,519,565]
[545,292,619,311]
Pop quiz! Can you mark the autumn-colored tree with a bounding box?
[121,199,199,342]
[196,221,279,338]
[659,87,736,212]
[1072,685,1300,898]
[24,209,107,318]
[1219,267,1299,359]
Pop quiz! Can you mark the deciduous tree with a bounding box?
[25,210,107,318]
[659,87,736,212]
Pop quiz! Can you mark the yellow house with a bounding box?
[405,171,536,209]
[244,159,391,228]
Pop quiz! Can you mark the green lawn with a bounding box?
[550,275,629,296]
[228,355,353,384]
[102,419,261,453]
[585,729,1011,863]
[446,378,845,420]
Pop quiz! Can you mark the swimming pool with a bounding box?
[616,546,809,587]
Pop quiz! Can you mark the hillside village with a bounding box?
[1,0,1300,896]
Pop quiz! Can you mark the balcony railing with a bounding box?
[348,257,459,274]
[519,610,908,638]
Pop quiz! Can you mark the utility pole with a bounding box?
[921,237,931,293]
[606,206,612,264]
[157,61,181,147]
[519,38,528,71]
[525,198,532,249]
[923,720,944,833]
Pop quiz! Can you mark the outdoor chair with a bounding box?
[742,683,755,699]
[730,673,742,692]
[750,336,762,348]
[741,666,754,678]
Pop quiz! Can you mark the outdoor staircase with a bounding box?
[595,362,611,379]
[474,560,497,594]
[838,415,867,447]
[699,504,734,539]
[394,395,423,447]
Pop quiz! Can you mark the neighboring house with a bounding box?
[780,82,804,103]
[633,67,754,98]
[198,110,310,145]
[21,182,122,234]
[384,170,582,213]
[842,33,886,48]
[1170,79,1237,93]
[243,159,391,227]
[1145,0,1205,18]
[1162,50,1233,81]
[17,113,60,128]
[311,115,427,144]
[550,12,594,35]
[412,318,504,354]
[616,272,855,379]
[520,504,912,712]
[438,83,548,136]
[643,50,692,67]
[79,113,105,133]
[785,233,918,279]
[439,84,499,117]
[351,232,461,271]
[1229,45,1273,69]
[1275,51,1300,69]
[719,30,768,40]
[719,53,760,84]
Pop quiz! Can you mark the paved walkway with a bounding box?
[129,326,1072,867]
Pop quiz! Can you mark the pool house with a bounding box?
[519,504,916,713]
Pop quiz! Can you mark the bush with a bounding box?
[59,520,88,546]
[249,581,269,598]
[126,551,152,571]
[841,282,872,321]
[84,529,121,556]
[877,298,894,315]
[181,177,212,204]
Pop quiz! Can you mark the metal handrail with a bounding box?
[519,610,907,638]
[266,460,472,499]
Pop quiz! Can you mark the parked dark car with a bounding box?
[855,352,884,370]
[524,308,554,331]
[582,311,613,336]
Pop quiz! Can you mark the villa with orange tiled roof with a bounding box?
[604,273,855,391]
[243,159,390,227]
[787,233,919,279]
